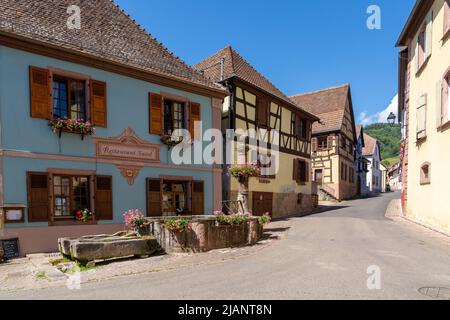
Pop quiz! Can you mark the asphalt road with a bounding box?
[2,192,450,300]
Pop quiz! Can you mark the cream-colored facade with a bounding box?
[398,0,450,234]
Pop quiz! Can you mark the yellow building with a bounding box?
[397,0,450,233]
[194,46,319,218]
[290,85,358,201]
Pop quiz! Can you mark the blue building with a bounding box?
[0,0,226,254]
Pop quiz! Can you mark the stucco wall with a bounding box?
[0,46,217,231]
[405,0,450,234]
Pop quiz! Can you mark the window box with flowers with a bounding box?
[229,164,260,214]
[160,134,184,149]
[48,117,96,140]
[75,209,95,224]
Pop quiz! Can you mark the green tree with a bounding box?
[364,123,401,165]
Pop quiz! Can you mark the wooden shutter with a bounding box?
[443,77,450,123]
[257,98,268,127]
[94,176,113,220]
[147,178,162,217]
[293,159,299,181]
[192,181,204,215]
[189,102,201,141]
[27,172,50,222]
[149,93,163,135]
[445,0,450,34]
[90,80,107,127]
[327,135,334,149]
[29,66,51,119]
[436,80,443,128]
[312,137,318,152]
[425,10,433,59]
[417,94,427,139]
[304,161,309,183]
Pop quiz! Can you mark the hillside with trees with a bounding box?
[364,123,401,166]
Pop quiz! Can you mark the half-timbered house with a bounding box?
[194,46,319,218]
[290,84,358,201]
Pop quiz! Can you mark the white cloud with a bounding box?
[358,94,398,126]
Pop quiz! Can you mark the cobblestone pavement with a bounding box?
[0,218,291,293]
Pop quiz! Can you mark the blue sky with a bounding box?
[115,0,416,126]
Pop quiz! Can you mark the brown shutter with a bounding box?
[149,93,163,135]
[305,161,309,183]
[293,159,299,182]
[90,80,107,127]
[191,181,204,215]
[94,176,113,220]
[257,97,268,127]
[189,102,201,141]
[27,172,50,222]
[147,178,162,217]
[327,135,334,149]
[312,137,318,152]
[29,66,52,119]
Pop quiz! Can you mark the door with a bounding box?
[252,192,273,216]
[314,169,323,185]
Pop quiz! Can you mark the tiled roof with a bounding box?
[193,46,317,119]
[362,133,378,157]
[289,84,350,134]
[0,0,221,91]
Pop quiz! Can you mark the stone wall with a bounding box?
[145,216,263,253]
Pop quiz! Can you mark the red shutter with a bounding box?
[90,80,107,127]
[192,181,204,215]
[27,172,50,222]
[147,178,162,217]
[189,102,201,141]
[95,176,113,220]
[149,93,163,135]
[29,66,52,119]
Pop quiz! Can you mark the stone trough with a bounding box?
[58,231,159,264]
[143,216,264,253]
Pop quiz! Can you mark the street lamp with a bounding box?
[387,112,397,126]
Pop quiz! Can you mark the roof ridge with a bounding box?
[289,83,350,98]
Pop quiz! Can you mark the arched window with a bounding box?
[420,162,431,185]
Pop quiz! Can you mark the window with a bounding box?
[318,136,328,150]
[53,175,89,218]
[420,163,431,185]
[257,151,276,179]
[293,159,308,184]
[163,100,186,135]
[440,72,450,125]
[341,136,347,150]
[417,94,427,140]
[162,181,189,215]
[294,115,308,140]
[52,77,86,120]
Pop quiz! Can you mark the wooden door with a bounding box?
[252,192,273,216]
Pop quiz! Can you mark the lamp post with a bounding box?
[387,112,397,126]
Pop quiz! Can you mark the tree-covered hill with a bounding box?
[364,123,401,165]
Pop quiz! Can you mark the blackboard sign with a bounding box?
[1,238,20,259]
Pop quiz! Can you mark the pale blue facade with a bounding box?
[0,45,215,228]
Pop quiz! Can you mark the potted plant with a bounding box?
[75,208,95,223]
[160,135,183,148]
[229,164,260,214]
[258,212,272,225]
[214,211,249,226]
[164,218,191,233]
[123,209,147,236]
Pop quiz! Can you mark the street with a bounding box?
[2,192,450,300]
